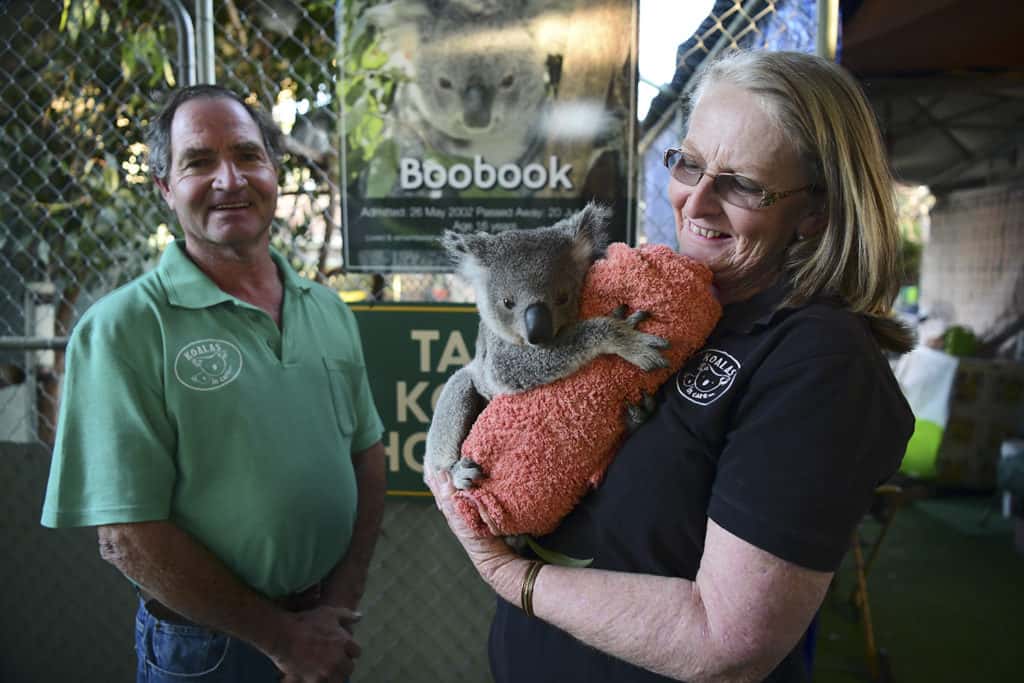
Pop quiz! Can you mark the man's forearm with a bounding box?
[98,520,289,656]
[323,441,387,609]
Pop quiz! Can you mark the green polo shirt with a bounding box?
[41,241,384,598]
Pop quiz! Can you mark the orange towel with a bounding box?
[453,243,722,537]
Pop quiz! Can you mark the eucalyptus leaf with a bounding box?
[361,46,387,70]
[83,0,98,29]
[59,0,70,32]
[121,42,136,80]
[525,537,593,568]
[102,153,120,193]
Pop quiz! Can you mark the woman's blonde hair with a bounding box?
[689,50,913,352]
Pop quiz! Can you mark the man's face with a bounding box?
[156,97,278,254]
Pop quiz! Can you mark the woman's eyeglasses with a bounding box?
[663,148,813,209]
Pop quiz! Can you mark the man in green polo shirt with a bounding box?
[41,84,386,682]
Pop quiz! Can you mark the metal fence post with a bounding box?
[163,0,197,86]
[817,0,839,60]
[194,0,215,84]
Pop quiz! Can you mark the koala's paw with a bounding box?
[451,457,484,490]
[611,304,651,327]
[624,391,658,432]
[606,307,670,371]
[504,534,529,553]
[424,447,459,474]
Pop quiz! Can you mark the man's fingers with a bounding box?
[345,638,363,659]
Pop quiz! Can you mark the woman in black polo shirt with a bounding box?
[426,50,914,683]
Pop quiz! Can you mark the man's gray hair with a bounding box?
[145,84,284,181]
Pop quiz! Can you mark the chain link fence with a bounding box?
[2,1,800,681]
[0,0,805,447]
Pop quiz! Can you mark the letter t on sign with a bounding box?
[410,330,441,372]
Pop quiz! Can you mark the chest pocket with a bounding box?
[323,357,358,436]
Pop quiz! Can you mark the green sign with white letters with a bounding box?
[352,302,479,496]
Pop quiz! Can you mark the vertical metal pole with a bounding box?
[162,0,196,86]
[817,0,839,61]
[335,0,350,266]
[851,530,881,680]
[23,288,38,444]
[194,0,216,84]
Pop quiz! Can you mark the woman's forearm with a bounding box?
[488,560,728,682]
[485,521,829,683]
[424,469,827,683]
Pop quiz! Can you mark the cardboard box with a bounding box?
[934,359,1024,488]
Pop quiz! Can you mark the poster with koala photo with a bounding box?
[340,0,639,272]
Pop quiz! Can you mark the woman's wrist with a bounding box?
[520,560,544,617]
[480,554,533,604]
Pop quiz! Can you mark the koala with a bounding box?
[682,361,732,394]
[425,203,670,489]
[367,0,552,166]
[189,350,230,387]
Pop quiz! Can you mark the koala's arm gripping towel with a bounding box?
[453,243,722,537]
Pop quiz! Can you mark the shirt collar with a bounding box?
[717,277,845,334]
[159,240,311,310]
[716,277,793,334]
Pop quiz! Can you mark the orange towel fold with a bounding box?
[453,243,722,537]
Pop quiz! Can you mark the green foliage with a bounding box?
[900,238,923,287]
[1,0,401,309]
[1,0,174,304]
[202,0,402,270]
[894,185,934,286]
[339,2,405,187]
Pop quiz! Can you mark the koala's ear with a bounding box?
[441,230,489,268]
[570,201,612,264]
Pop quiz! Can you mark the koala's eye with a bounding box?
[500,75,515,89]
[439,77,453,90]
[555,292,569,306]
[502,298,515,310]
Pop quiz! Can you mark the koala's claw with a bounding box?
[625,309,651,327]
[611,305,652,328]
[451,457,484,490]
[625,391,658,432]
[598,309,671,371]
[626,332,671,371]
[504,534,529,552]
[625,403,646,430]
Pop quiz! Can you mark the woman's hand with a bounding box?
[423,468,528,603]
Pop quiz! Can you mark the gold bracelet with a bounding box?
[520,560,544,618]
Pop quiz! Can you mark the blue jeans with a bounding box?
[134,599,280,682]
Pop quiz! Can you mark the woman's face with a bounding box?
[670,83,819,302]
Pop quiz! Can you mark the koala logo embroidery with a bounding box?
[174,339,243,392]
[677,349,740,406]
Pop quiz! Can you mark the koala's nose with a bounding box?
[462,80,493,129]
[524,303,554,345]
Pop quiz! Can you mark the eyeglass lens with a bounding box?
[664,149,765,209]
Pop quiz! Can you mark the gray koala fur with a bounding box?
[425,203,669,489]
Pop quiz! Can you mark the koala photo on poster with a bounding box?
[340,0,638,271]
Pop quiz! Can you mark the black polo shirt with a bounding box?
[489,280,914,683]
